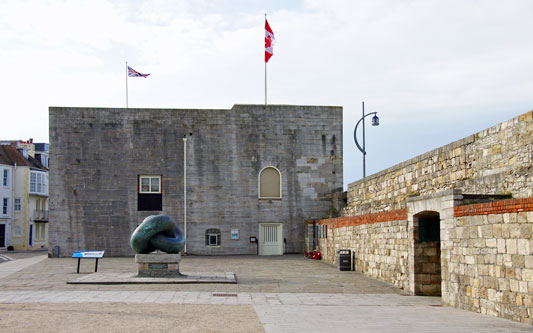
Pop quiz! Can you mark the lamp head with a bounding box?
[371,114,379,126]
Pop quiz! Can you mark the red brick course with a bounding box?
[318,198,533,228]
[317,209,408,228]
[454,198,533,217]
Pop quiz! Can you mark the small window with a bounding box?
[2,198,8,215]
[14,198,21,211]
[205,229,221,246]
[259,167,281,199]
[139,175,161,193]
[3,169,8,187]
[138,175,163,211]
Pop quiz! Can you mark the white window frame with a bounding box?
[258,166,282,199]
[14,198,21,211]
[2,169,8,187]
[138,175,162,194]
[2,198,8,215]
[35,223,46,241]
[205,229,221,246]
[30,171,47,196]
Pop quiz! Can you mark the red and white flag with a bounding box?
[265,19,275,63]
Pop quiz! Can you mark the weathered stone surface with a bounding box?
[135,253,182,277]
[135,253,181,264]
[344,111,533,216]
[48,105,343,256]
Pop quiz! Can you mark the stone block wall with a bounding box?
[318,192,533,324]
[442,198,533,324]
[345,111,533,216]
[317,210,410,290]
[49,105,342,256]
[414,241,441,296]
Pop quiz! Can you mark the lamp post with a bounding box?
[183,136,187,255]
[353,101,380,178]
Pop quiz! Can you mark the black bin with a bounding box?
[338,249,351,271]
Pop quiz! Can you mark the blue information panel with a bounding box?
[72,251,104,258]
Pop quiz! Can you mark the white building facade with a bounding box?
[0,141,49,250]
[0,163,14,248]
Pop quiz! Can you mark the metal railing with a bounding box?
[33,210,48,221]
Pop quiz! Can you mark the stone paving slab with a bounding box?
[0,255,47,279]
[67,272,237,284]
[0,291,446,306]
[254,303,533,333]
[0,291,530,332]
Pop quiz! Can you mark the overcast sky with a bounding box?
[1,0,532,188]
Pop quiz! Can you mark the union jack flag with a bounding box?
[128,66,150,78]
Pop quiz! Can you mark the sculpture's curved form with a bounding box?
[130,215,185,254]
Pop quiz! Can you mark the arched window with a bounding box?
[259,167,281,199]
[205,229,221,246]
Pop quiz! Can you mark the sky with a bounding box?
[1,0,532,188]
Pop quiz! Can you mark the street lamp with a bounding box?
[353,101,380,178]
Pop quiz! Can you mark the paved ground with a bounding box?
[0,251,531,332]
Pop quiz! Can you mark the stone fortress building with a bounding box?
[48,105,342,257]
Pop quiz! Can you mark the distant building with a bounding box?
[0,153,14,248]
[0,140,49,250]
[49,105,343,256]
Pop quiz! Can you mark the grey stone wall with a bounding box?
[49,105,342,256]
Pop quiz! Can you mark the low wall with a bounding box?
[317,195,533,325]
[317,210,409,290]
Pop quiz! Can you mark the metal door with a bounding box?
[259,223,282,255]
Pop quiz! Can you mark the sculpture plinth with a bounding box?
[135,253,182,277]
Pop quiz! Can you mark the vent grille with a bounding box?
[212,293,238,297]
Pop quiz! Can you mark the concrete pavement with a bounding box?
[0,253,531,332]
[0,254,46,279]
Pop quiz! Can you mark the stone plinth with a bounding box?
[135,253,182,277]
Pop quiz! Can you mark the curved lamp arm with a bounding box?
[353,112,378,154]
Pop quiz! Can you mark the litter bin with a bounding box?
[338,249,351,271]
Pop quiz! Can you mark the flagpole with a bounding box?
[265,62,267,105]
[125,61,129,108]
[265,14,267,105]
